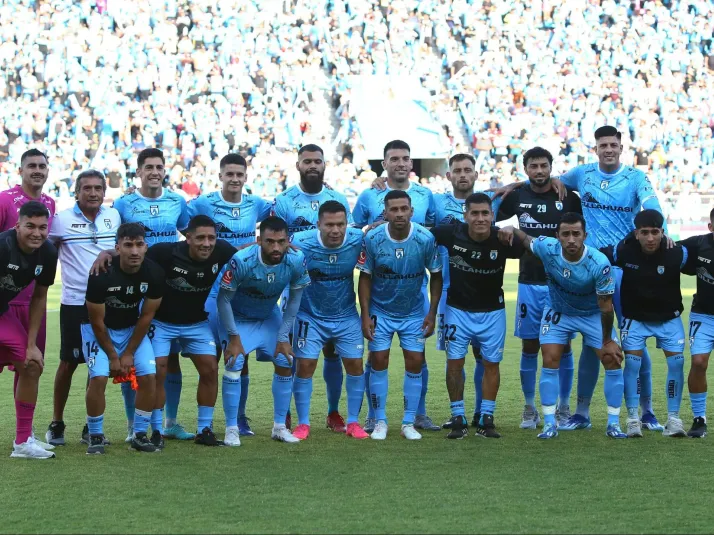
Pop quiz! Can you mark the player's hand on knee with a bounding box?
[91,250,114,275]
[497,226,515,246]
[225,339,245,368]
[361,314,375,341]
[421,313,436,338]
[600,340,623,368]
[24,346,44,372]
[275,341,294,365]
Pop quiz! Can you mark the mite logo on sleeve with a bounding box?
[357,250,367,265]
[222,269,234,285]
[232,208,240,218]
[150,205,159,216]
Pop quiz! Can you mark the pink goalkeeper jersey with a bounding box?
[0,185,56,305]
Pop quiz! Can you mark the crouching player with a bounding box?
[83,223,164,454]
[290,201,368,440]
[499,213,625,439]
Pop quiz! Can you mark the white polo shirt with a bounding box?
[49,203,121,306]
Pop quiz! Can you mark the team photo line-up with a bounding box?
[2,127,713,459]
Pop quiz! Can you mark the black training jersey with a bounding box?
[85,259,164,330]
[0,229,57,315]
[498,185,581,285]
[679,233,714,316]
[601,237,685,322]
[146,239,236,325]
[431,223,524,312]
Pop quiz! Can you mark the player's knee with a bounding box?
[167,353,181,372]
[691,355,709,373]
[296,358,317,378]
[22,360,43,379]
[403,353,423,373]
[137,373,155,390]
[155,357,168,377]
[57,359,78,376]
[224,353,245,373]
[342,357,362,376]
[89,375,108,389]
[481,359,499,373]
[522,339,540,354]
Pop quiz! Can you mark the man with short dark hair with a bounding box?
[0,201,58,459]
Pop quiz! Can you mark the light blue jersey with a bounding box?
[218,245,310,321]
[188,191,271,246]
[291,227,362,319]
[560,163,657,248]
[530,236,615,316]
[356,223,441,319]
[352,183,435,227]
[113,190,189,245]
[273,185,353,235]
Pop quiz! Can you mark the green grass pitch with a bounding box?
[1,266,713,534]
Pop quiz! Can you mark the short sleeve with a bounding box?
[145,243,169,269]
[219,254,241,291]
[566,188,582,214]
[257,197,272,222]
[529,235,550,259]
[290,253,311,290]
[112,196,126,219]
[351,191,370,227]
[186,196,203,219]
[85,273,108,304]
[177,198,190,231]
[424,235,441,273]
[35,242,58,287]
[636,173,656,205]
[272,196,287,220]
[48,213,63,245]
[496,190,517,220]
[356,235,373,274]
[595,261,615,296]
[559,168,580,190]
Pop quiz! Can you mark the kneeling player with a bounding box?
[84,223,164,454]
[499,213,625,439]
[217,217,310,444]
[291,201,368,439]
[357,190,442,441]
[601,210,688,438]
[1,202,58,459]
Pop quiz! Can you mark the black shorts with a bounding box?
[60,304,89,364]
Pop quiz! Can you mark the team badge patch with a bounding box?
[657,265,665,274]
[150,204,159,216]
[232,208,240,218]
[563,268,571,278]
[600,181,609,190]
[34,265,43,276]
[212,263,219,274]
[490,250,498,260]
[140,282,148,293]
[73,348,80,359]
[104,218,112,229]
[267,273,275,283]
[329,254,337,264]
[555,202,563,211]
[311,201,320,211]
[297,339,306,349]
[395,248,404,259]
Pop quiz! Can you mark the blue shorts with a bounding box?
[369,310,426,353]
[150,319,217,357]
[688,312,714,355]
[620,316,685,353]
[217,307,289,367]
[80,324,156,379]
[514,283,549,340]
[444,305,505,363]
[293,312,364,359]
[437,291,480,352]
[539,308,618,349]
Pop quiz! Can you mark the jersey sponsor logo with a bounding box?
[212,263,219,274]
[395,248,404,259]
[34,265,43,276]
[7,264,18,270]
[563,268,571,278]
[232,207,240,218]
[140,282,148,293]
[106,296,138,309]
[108,286,121,292]
[150,205,159,216]
[699,256,711,264]
[267,273,275,283]
[449,255,501,275]
[357,250,367,265]
[71,223,87,228]
[329,254,337,264]
[555,202,563,211]
[581,193,633,213]
[104,219,112,229]
[519,203,533,208]
[454,245,467,252]
[657,265,665,274]
[625,263,639,270]
[174,267,188,274]
[490,250,498,260]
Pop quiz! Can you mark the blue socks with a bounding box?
[540,367,559,426]
[691,392,707,419]
[559,350,574,407]
[365,360,375,419]
[346,373,364,424]
[121,382,135,424]
[323,357,343,414]
[87,414,104,435]
[272,373,293,426]
[222,363,242,428]
[623,353,642,413]
[640,348,653,414]
[417,362,429,416]
[133,409,150,435]
[576,346,600,418]
[197,405,214,431]
[450,400,465,418]
[604,369,624,426]
[165,372,182,423]
[474,360,484,415]
[520,352,538,407]
[293,376,313,426]
[402,371,422,425]
[370,368,388,422]
[481,399,496,417]
[666,353,684,416]
[239,375,249,418]
[151,408,164,434]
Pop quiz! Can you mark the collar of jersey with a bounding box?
[134,190,165,201]
[72,202,106,220]
[317,230,347,249]
[596,164,624,178]
[560,245,589,266]
[385,182,413,194]
[385,223,414,243]
[218,191,243,206]
[297,184,323,196]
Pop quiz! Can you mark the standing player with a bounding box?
[498,213,625,439]
[354,140,440,433]
[600,210,688,438]
[497,147,582,429]
[113,148,191,441]
[433,193,525,439]
[1,201,58,459]
[273,144,352,432]
[679,208,714,437]
[189,153,271,437]
[357,190,443,440]
[146,215,236,446]
[45,170,121,446]
[216,217,310,444]
[290,201,368,440]
[83,223,164,453]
